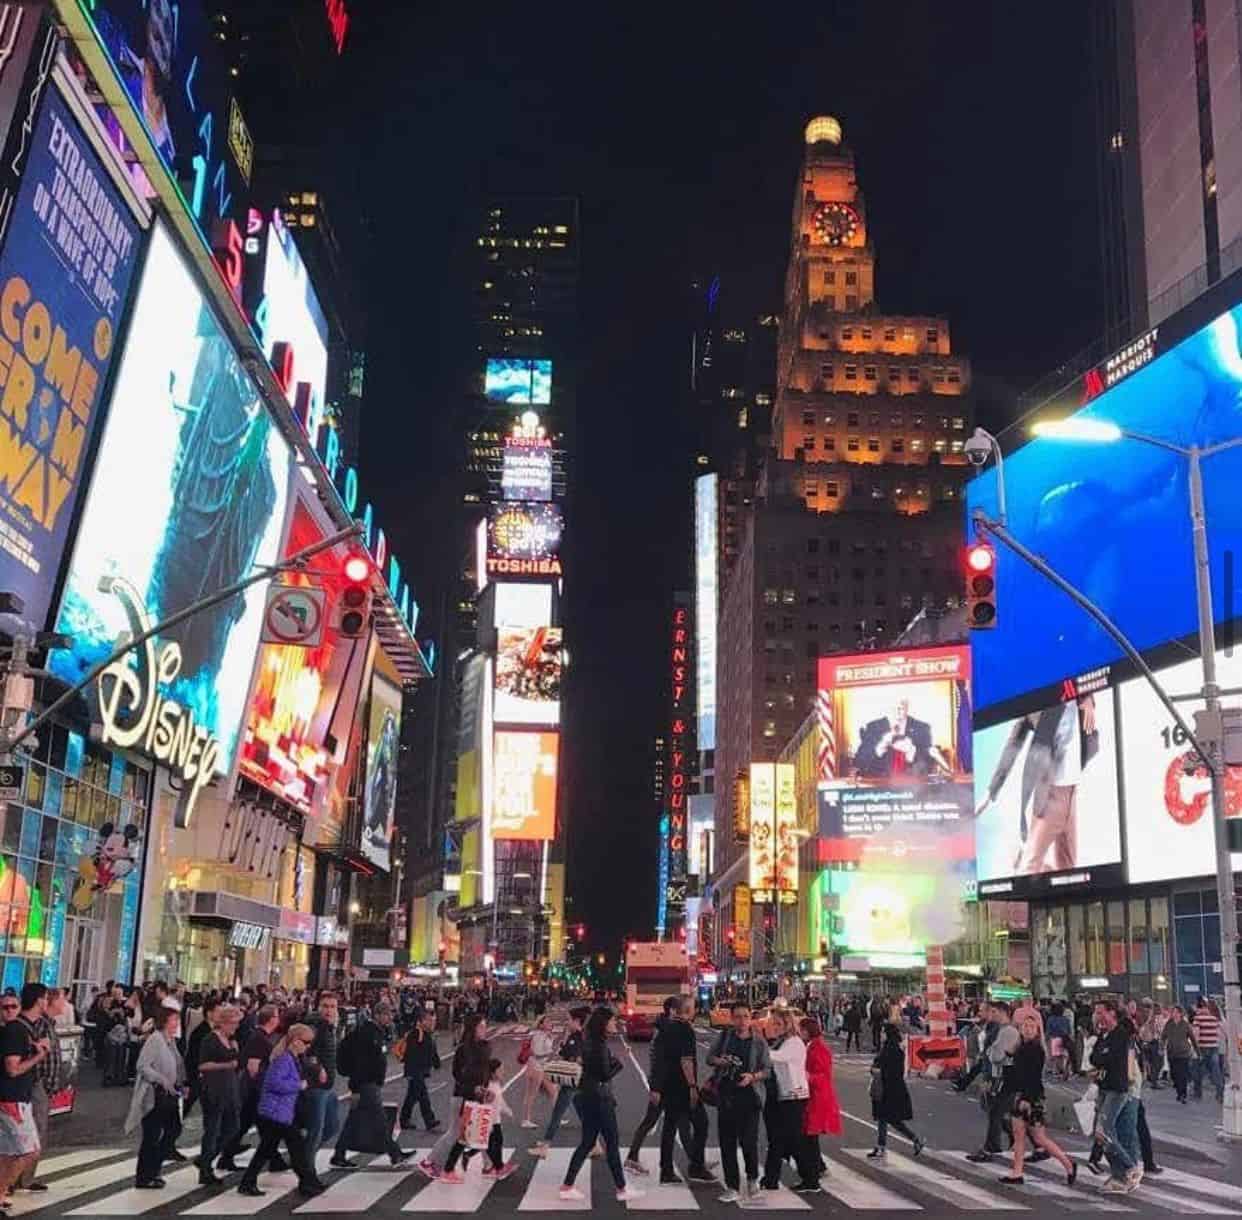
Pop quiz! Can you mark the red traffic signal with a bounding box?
[338,552,372,638]
[965,541,997,629]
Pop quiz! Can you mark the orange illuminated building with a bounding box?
[770,116,973,516]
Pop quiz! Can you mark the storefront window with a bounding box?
[1149,896,1169,979]
[1068,903,1085,977]
[1085,901,1105,975]
[1106,901,1125,977]
[1128,898,1148,974]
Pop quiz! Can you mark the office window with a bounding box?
[802,435,816,451]
[827,540,840,554]
[807,538,820,554]
[846,437,860,452]
[950,439,965,453]
[912,414,924,429]
[884,327,896,342]
[926,327,939,344]
[861,327,872,340]
[842,328,853,341]
[845,365,857,381]
[826,481,839,497]
[805,640,818,658]
[888,367,902,384]
[889,412,903,427]
[892,437,905,453]
[822,436,836,452]
[763,588,778,605]
[948,367,962,384]
[869,412,881,426]
[867,437,880,452]
[802,410,816,426]
[845,294,858,310]
[864,365,877,381]
[823,413,835,425]
[782,588,797,604]
[804,481,818,496]
[952,416,966,430]
[781,616,794,631]
[820,364,833,380]
[939,415,950,429]
[932,367,945,384]
[823,269,836,285]
[933,438,947,453]
[845,271,858,286]
[852,568,865,583]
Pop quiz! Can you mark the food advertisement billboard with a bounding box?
[966,303,1242,712]
[50,223,290,797]
[1119,650,1242,884]
[973,689,1123,894]
[694,474,718,752]
[492,730,558,841]
[486,502,563,579]
[484,357,552,404]
[0,84,144,629]
[501,436,552,502]
[748,762,797,902]
[493,627,562,726]
[816,648,973,861]
[362,670,402,872]
[237,496,367,817]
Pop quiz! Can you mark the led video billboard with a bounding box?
[454,655,488,825]
[237,496,366,817]
[51,223,290,777]
[501,436,553,501]
[493,582,553,628]
[748,762,797,902]
[494,626,562,726]
[973,688,1123,893]
[827,869,939,959]
[362,670,403,872]
[486,502,563,579]
[967,304,1242,712]
[492,730,558,841]
[695,474,718,751]
[484,358,552,405]
[1119,649,1242,884]
[0,84,144,629]
[817,648,973,861]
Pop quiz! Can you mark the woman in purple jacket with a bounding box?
[239,1024,325,1198]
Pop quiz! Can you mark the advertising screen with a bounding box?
[484,357,552,404]
[237,497,366,817]
[748,762,797,901]
[827,869,939,959]
[817,785,975,865]
[362,670,402,872]
[453,655,487,824]
[493,582,552,628]
[501,437,552,502]
[50,223,290,778]
[1119,650,1242,884]
[494,627,562,726]
[486,502,563,579]
[695,474,718,752]
[492,730,558,840]
[0,85,143,628]
[967,304,1242,712]
[973,689,1122,892]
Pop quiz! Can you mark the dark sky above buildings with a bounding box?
[339,2,1104,952]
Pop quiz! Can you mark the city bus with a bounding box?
[623,941,692,1039]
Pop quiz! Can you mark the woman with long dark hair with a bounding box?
[559,1008,643,1203]
[418,1013,491,1180]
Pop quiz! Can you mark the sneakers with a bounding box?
[1101,1178,1130,1195]
[520,1119,538,1129]
[624,1157,649,1176]
[559,1185,585,1201]
[912,1137,925,1158]
[237,1184,265,1198]
[616,1187,645,1202]
[965,1151,993,1164]
[718,1188,741,1203]
[530,1141,550,1158]
[687,1166,716,1184]
[791,1182,823,1194]
[416,1159,440,1181]
[660,1172,684,1185]
[866,1147,885,1159]
[999,1175,1024,1185]
[440,1170,465,1185]
[482,1162,519,1180]
[329,1157,358,1170]
[1146,1165,1165,1176]
[1125,1166,1143,1190]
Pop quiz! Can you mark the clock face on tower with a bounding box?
[811,201,860,246]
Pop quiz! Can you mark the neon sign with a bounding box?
[665,603,692,897]
[324,0,349,54]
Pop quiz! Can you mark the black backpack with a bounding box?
[336,1027,360,1079]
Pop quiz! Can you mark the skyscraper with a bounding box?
[710,117,973,896]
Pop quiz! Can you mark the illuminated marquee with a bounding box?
[665,603,693,898]
[487,502,563,579]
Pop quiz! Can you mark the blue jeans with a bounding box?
[1097,1091,1137,1177]
[564,1093,625,1191]
[1194,1050,1225,1101]
[543,1085,575,1142]
[302,1088,340,1165]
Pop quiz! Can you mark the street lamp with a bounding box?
[1020,417,1242,1139]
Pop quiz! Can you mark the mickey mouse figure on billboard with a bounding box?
[71,823,141,912]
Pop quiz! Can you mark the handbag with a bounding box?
[869,1068,883,1104]
[516,1038,533,1066]
[543,1057,582,1088]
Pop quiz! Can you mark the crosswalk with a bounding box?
[9,1144,1238,1214]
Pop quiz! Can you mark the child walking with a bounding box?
[443,1059,517,1183]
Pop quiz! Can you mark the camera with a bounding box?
[964,429,994,468]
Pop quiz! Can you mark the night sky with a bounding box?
[338,2,1106,954]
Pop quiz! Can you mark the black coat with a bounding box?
[871,1041,913,1123]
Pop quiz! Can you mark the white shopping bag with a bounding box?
[1072,1082,1099,1137]
[461,1100,499,1150]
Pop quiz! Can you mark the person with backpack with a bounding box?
[706,1001,771,1203]
[330,1001,411,1169]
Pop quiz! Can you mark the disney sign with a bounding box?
[96,577,221,823]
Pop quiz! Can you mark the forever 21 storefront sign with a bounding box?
[96,578,221,823]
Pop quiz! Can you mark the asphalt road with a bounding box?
[10,1013,1242,1218]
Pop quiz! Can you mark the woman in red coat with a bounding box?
[800,1017,842,1173]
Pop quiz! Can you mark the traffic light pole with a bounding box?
[0,523,363,761]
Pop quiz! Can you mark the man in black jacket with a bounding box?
[399,1009,442,1132]
[331,1002,411,1169]
[1090,1001,1141,1192]
[532,1006,589,1157]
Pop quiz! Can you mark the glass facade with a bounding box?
[1032,893,1171,1002]
[1173,885,1242,1008]
[2,723,150,1003]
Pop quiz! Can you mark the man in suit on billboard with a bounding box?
[853,698,935,779]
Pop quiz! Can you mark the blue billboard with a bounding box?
[484,358,552,405]
[967,306,1242,713]
[0,84,142,628]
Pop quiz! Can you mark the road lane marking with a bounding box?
[517,1146,589,1211]
[68,1162,206,1215]
[403,1147,513,1212]
[35,1149,124,1176]
[294,1164,415,1212]
[843,1147,1028,1210]
[926,1148,1130,1212]
[816,1155,921,1210]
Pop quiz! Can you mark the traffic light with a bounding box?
[338,553,372,637]
[965,541,997,629]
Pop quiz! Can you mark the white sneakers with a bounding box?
[624,1157,649,1176]
[520,1120,538,1130]
[558,1185,585,1201]
[718,1188,741,1203]
[616,1187,646,1202]
[529,1142,550,1158]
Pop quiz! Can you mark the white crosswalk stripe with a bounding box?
[403,1147,514,1212]
[1024,1159,1242,1215]
[516,1147,589,1211]
[817,1155,921,1210]
[182,1151,337,1214]
[8,1158,136,1216]
[922,1148,1132,1212]
[842,1147,1030,1210]
[68,1162,208,1215]
[33,1149,127,1176]
[293,1164,416,1213]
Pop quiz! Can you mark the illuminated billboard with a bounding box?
[494,627,562,726]
[694,474,718,751]
[492,730,558,841]
[51,223,290,789]
[486,502,563,579]
[0,82,144,629]
[484,358,552,404]
[362,670,402,872]
[237,497,366,817]
[453,655,488,825]
[1119,649,1242,884]
[502,436,553,501]
[967,303,1242,712]
[244,207,329,444]
[827,869,939,960]
[665,602,692,893]
[973,688,1122,895]
[494,583,553,628]
[748,762,797,902]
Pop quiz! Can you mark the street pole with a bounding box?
[1188,449,1242,1140]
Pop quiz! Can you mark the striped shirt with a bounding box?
[1192,1009,1220,1049]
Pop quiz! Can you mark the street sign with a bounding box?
[0,762,23,801]
[261,585,327,647]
